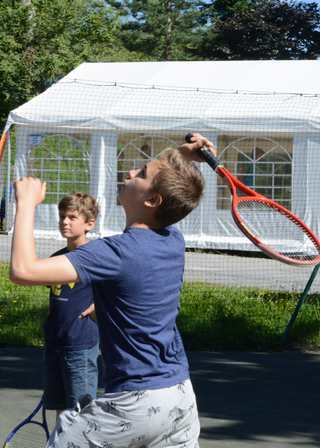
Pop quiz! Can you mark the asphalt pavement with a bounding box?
[1,347,320,447]
[1,233,320,292]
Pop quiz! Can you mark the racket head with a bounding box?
[3,398,49,448]
[3,422,49,448]
[184,132,320,265]
[232,196,320,266]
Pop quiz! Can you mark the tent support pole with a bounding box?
[282,263,320,346]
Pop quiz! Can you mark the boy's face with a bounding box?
[118,159,161,213]
[59,209,94,239]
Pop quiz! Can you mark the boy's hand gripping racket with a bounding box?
[3,397,49,448]
[185,133,320,266]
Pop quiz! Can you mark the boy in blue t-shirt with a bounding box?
[10,133,217,447]
[43,193,99,417]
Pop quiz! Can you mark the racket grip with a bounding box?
[185,133,220,171]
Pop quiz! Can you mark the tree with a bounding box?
[0,0,139,127]
[109,0,205,60]
[202,0,252,21]
[196,0,320,60]
[0,1,32,125]
[24,0,134,92]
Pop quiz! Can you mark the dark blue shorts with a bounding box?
[43,343,99,410]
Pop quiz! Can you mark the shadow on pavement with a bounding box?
[1,347,320,446]
[189,351,320,446]
[0,346,104,390]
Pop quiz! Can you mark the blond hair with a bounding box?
[58,192,99,222]
[152,148,204,227]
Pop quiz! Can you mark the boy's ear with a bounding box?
[86,219,96,231]
[144,192,163,209]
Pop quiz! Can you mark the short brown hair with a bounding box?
[152,148,204,227]
[58,192,99,222]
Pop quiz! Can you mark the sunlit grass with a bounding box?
[1,264,320,350]
[178,283,320,350]
[0,264,48,347]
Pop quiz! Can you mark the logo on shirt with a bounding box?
[51,283,75,296]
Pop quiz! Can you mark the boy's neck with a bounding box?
[126,217,162,230]
[67,235,88,251]
[127,223,155,230]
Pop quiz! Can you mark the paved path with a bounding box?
[1,233,319,292]
[1,347,320,447]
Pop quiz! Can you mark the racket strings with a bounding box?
[6,422,48,448]
[237,200,320,263]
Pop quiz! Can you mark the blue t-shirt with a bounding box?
[44,247,99,350]
[66,226,189,392]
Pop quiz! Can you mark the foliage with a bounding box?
[0,1,32,126]
[1,0,320,129]
[0,0,143,128]
[27,0,134,92]
[109,0,205,60]
[107,0,320,61]
[196,0,320,60]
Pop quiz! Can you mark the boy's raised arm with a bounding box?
[10,177,79,285]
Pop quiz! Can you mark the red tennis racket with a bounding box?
[185,133,320,266]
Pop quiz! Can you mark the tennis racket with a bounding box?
[3,397,49,448]
[185,133,320,266]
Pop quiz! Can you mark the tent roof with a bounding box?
[63,60,320,94]
[7,60,320,133]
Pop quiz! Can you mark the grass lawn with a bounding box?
[178,283,320,350]
[0,264,48,346]
[1,263,320,350]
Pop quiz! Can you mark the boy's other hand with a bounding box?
[79,303,96,320]
[14,177,46,207]
[179,133,217,162]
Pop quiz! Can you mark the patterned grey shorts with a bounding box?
[46,379,200,448]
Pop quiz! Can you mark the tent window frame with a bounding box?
[26,133,91,204]
[217,135,293,210]
[116,133,183,198]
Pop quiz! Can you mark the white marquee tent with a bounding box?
[3,60,320,251]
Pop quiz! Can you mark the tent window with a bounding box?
[117,133,182,200]
[217,136,293,210]
[26,134,90,204]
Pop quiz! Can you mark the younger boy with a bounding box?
[43,193,100,416]
[10,133,216,447]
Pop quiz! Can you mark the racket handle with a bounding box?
[185,133,220,171]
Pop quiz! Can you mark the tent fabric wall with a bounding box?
[305,135,320,236]
[90,132,118,234]
[6,124,319,251]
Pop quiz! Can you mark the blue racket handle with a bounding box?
[184,133,220,171]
